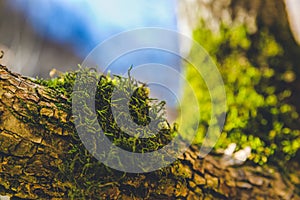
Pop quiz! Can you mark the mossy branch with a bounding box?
[0,65,299,199]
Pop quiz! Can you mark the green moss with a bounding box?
[32,66,176,149]
[182,22,300,165]
[30,66,177,198]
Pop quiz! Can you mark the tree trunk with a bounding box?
[0,65,299,199]
[180,0,300,113]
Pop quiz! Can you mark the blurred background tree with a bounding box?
[179,0,300,166]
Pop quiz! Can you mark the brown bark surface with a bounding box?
[0,65,299,199]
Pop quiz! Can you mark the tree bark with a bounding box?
[0,65,299,199]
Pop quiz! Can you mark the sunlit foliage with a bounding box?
[182,22,300,165]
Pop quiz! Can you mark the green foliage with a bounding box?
[183,22,300,165]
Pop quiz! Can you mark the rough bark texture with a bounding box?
[0,65,299,199]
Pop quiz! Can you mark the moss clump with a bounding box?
[34,69,76,101]
[35,66,176,152]
[32,67,178,198]
[182,22,300,165]
[94,71,175,153]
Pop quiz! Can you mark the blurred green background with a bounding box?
[179,0,300,166]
